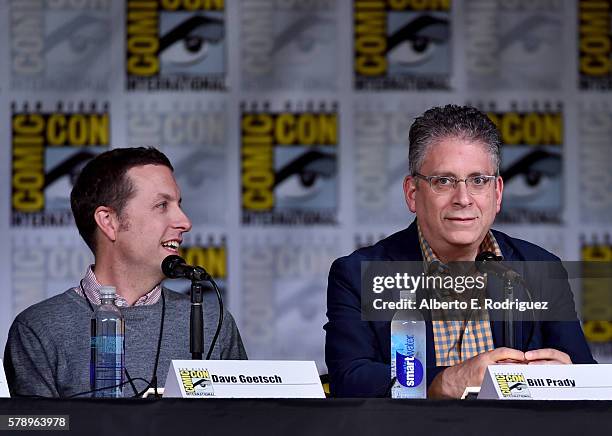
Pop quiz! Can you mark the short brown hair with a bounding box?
[70,147,173,252]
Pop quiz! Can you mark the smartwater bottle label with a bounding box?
[395,335,424,388]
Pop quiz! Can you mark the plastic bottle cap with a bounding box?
[100,286,117,297]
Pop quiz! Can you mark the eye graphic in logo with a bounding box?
[44,150,97,190]
[509,382,528,393]
[192,377,212,389]
[498,15,561,85]
[277,280,321,320]
[499,16,560,59]
[160,15,224,68]
[42,150,97,210]
[501,149,561,204]
[174,149,224,189]
[45,14,109,69]
[387,15,449,66]
[271,15,334,64]
[274,150,336,203]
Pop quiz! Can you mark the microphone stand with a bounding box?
[190,279,204,360]
[503,276,514,349]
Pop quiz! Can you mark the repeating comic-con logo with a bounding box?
[126,0,225,91]
[241,233,341,370]
[354,101,421,226]
[163,234,228,299]
[465,0,564,90]
[579,0,612,90]
[240,0,337,91]
[580,234,612,363]
[494,373,532,398]
[240,101,339,225]
[126,100,228,225]
[11,101,110,228]
[473,101,563,224]
[179,368,214,396]
[579,101,612,223]
[353,0,451,90]
[9,0,111,91]
[11,233,93,315]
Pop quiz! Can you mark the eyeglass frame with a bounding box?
[413,172,498,194]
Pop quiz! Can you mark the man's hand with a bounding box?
[428,347,526,399]
[524,349,572,365]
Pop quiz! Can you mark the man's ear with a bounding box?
[93,206,119,243]
[404,175,417,213]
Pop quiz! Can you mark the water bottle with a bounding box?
[90,286,125,398]
[390,290,426,398]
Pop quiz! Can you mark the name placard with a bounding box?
[479,364,612,400]
[164,360,325,398]
[0,360,10,398]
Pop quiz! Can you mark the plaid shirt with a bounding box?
[417,223,502,366]
[73,265,162,307]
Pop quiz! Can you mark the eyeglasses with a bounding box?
[414,173,497,194]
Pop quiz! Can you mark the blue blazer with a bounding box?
[324,221,596,397]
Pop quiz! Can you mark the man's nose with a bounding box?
[451,181,473,206]
[175,206,192,232]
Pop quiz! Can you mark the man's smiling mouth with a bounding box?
[161,239,181,252]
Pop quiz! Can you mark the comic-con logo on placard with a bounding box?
[9,0,111,91]
[11,101,110,228]
[240,0,337,91]
[240,101,338,225]
[580,234,612,363]
[475,101,563,224]
[465,0,564,90]
[354,0,451,90]
[126,0,225,91]
[179,368,214,396]
[495,373,532,398]
[579,0,612,90]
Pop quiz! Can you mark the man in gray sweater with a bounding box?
[4,147,247,398]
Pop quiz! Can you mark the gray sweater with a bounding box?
[3,288,247,398]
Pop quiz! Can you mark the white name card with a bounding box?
[164,360,325,398]
[479,364,612,400]
[0,359,10,398]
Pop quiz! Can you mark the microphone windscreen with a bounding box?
[162,255,185,278]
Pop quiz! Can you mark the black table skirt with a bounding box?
[1,398,612,435]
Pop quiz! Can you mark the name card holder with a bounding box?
[164,360,325,398]
[479,364,612,400]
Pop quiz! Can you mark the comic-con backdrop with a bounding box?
[1,0,611,371]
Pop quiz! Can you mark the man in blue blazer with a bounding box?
[324,105,595,398]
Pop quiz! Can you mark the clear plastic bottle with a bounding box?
[390,290,426,399]
[90,286,125,398]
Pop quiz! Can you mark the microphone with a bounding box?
[475,251,523,283]
[475,252,536,350]
[162,255,211,282]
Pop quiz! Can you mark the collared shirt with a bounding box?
[417,223,502,366]
[73,265,162,307]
